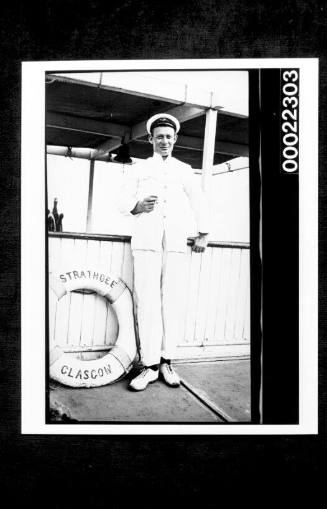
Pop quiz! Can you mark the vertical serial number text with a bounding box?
[281,69,299,173]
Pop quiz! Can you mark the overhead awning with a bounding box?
[46,72,248,169]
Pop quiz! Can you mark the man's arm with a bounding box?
[182,167,211,252]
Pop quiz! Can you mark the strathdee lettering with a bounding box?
[59,270,119,287]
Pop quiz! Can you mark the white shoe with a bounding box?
[129,368,159,391]
[159,363,180,387]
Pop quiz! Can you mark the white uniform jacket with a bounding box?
[118,153,210,253]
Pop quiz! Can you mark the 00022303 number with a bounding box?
[281,69,299,173]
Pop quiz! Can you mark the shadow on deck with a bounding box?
[49,359,251,424]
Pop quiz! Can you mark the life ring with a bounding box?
[49,267,137,388]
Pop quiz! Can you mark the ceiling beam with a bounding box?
[46,112,129,139]
[177,135,248,156]
[181,136,248,157]
[95,131,131,157]
[93,138,125,154]
[218,109,248,119]
[136,135,248,157]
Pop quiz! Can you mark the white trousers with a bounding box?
[132,236,187,366]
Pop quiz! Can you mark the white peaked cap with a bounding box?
[146,113,180,134]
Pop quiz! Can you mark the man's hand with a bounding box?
[131,195,158,214]
[192,233,208,253]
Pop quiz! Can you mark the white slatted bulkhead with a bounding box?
[49,235,250,360]
[49,236,134,359]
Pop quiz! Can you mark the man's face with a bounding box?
[149,125,177,158]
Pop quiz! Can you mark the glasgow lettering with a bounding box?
[60,364,112,380]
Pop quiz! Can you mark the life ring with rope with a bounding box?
[49,267,137,388]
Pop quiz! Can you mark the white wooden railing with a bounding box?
[48,233,250,361]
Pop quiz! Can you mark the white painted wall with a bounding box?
[47,155,249,243]
[47,154,90,232]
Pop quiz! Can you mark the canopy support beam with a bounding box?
[86,160,95,233]
[201,109,218,192]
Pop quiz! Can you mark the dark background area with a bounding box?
[260,69,299,423]
[0,0,325,505]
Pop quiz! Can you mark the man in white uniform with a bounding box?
[119,113,210,391]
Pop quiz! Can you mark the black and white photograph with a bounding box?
[21,59,318,434]
[46,69,251,424]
